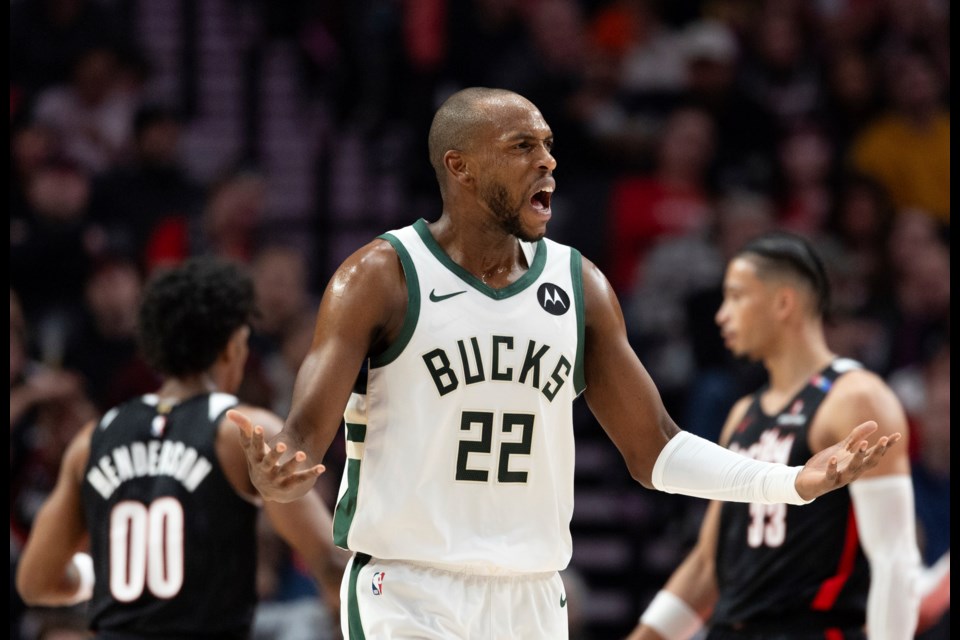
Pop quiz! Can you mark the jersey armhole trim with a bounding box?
[571,249,586,395]
[370,233,420,368]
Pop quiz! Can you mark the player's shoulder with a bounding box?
[329,236,407,293]
[814,360,906,443]
[343,236,405,271]
[827,361,894,401]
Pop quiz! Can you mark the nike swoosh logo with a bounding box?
[560,594,567,608]
[429,289,467,302]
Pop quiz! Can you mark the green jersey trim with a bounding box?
[332,459,361,547]
[347,553,371,639]
[345,422,367,443]
[333,422,368,548]
[371,233,420,368]
[571,249,586,395]
[413,218,547,300]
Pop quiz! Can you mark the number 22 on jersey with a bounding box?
[456,411,534,483]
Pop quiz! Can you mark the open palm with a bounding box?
[795,421,901,501]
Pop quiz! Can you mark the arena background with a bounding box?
[10,1,949,638]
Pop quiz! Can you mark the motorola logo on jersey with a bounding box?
[537,283,570,315]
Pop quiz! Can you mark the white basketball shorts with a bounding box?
[340,554,570,639]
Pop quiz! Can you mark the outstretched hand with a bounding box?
[795,421,900,502]
[228,409,325,503]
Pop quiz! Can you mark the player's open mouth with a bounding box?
[529,186,553,215]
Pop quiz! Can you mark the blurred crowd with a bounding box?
[9,0,949,638]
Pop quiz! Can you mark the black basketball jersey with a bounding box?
[81,393,258,639]
[710,359,870,633]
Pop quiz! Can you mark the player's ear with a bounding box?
[774,286,796,320]
[445,150,473,187]
[224,325,251,365]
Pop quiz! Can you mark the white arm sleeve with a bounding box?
[651,431,811,505]
[639,590,703,640]
[849,475,921,640]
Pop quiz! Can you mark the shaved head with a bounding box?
[428,87,524,192]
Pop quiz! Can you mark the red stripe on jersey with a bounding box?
[811,506,859,610]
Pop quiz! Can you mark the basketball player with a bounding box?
[628,233,920,640]
[230,88,899,639]
[16,258,345,638]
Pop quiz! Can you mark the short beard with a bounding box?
[481,182,542,242]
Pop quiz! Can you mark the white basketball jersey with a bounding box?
[332,219,585,574]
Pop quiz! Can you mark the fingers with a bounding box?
[228,409,254,436]
[825,455,839,482]
[250,425,267,462]
[862,433,902,466]
[230,410,269,465]
[274,446,302,474]
[845,421,878,449]
[288,464,326,482]
[262,439,286,467]
[850,439,868,465]
[228,409,321,487]
[840,426,903,478]
[263,442,322,481]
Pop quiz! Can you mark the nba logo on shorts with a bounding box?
[371,572,385,595]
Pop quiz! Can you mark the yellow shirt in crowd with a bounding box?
[852,111,950,225]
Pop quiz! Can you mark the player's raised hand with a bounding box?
[228,409,325,503]
[795,421,900,501]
